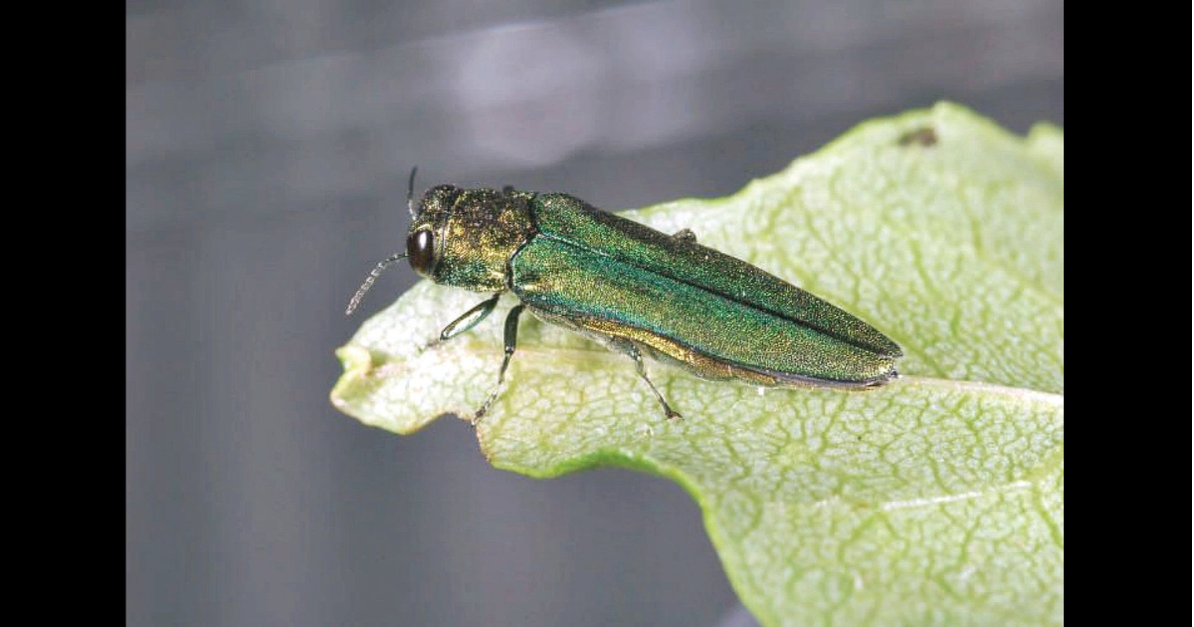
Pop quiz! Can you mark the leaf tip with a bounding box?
[330,344,379,408]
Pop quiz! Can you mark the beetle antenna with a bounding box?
[346,252,408,315]
[407,166,419,219]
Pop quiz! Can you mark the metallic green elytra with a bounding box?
[347,169,902,422]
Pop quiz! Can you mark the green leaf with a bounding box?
[332,102,1063,625]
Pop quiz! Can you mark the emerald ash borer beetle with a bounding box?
[347,168,901,422]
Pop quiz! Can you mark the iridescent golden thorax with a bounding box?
[410,185,537,292]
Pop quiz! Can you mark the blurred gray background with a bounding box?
[126,1,1062,625]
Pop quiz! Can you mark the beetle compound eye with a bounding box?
[408,229,436,277]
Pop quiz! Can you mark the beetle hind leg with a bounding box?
[671,228,697,243]
[610,339,682,420]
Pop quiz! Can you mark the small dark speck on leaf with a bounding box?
[898,127,938,147]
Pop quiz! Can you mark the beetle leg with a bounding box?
[439,294,501,341]
[419,293,501,353]
[671,228,697,243]
[473,303,526,425]
[615,340,682,420]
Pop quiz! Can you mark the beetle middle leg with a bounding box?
[610,338,682,420]
[473,303,526,425]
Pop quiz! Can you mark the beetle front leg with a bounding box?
[440,293,502,341]
[420,293,501,352]
[473,303,526,425]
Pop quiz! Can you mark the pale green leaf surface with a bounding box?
[332,102,1063,625]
